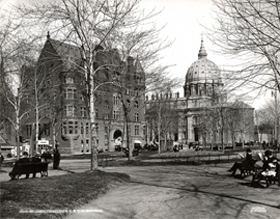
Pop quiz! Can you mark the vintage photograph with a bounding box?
[0,0,280,218]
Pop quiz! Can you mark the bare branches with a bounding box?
[207,0,280,99]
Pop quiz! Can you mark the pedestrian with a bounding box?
[0,152,4,171]
[0,152,4,166]
[53,148,61,170]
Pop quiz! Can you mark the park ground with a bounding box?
[1,149,280,219]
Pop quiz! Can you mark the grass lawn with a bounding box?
[0,170,129,219]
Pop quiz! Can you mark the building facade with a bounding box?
[22,34,146,154]
[146,39,255,148]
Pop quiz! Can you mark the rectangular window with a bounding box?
[65,105,76,117]
[26,125,32,136]
[80,107,86,117]
[68,121,73,134]
[75,122,78,134]
[68,106,73,116]
[135,125,139,135]
[135,112,139,122]
[65,88,76,99]
[81,123,84,134]
[86,123,89,134]
[62,122,67,135]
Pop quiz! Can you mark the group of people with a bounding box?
[228,148,279,180]
[9,146,61,180]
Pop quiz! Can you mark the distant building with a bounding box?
[146,38,255,148]
[21,34,146,154]
[0,75,16,147]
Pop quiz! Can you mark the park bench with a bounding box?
[240,159,259,178]
[9,162,49,180]
[251,163,280,188]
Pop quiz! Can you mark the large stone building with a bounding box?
[146,38,255,148]
[21,34,146,154]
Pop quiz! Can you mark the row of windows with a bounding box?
[62,122,142,136]
[64,105,140,121]
[26,122,143,137]
[63,90,139,109]
[26,124,50,137]
[113,96,139,108]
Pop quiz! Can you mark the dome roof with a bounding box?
[186,38,221,84]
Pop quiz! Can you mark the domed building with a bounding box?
[184,38,223,105]
[145,38,255,149]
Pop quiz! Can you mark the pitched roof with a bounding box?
[48,39,82,70]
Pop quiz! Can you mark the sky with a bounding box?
[0,0,270,109]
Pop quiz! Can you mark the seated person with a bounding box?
[41,150,52,162]
[260,150,279,177]
[228,148,255,176]
[30,153,41,178]
[31,153,41,163]
[9,151,30,179]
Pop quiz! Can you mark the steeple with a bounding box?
[198,34,207,59]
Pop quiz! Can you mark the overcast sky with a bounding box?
[0,0,268,108]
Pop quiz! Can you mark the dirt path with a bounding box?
[65,164,280,219]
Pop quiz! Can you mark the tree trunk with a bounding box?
[52,120,56,153]
[15,113,20,160]
[89,51,98,170]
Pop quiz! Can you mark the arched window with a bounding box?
[126,99,131,107]
[193,116,198,125]
[64,76,74,84]
[134,101,139,108]
[104,100,109,109]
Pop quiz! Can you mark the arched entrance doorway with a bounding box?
[194,127,199,142]
[113,130,122,151]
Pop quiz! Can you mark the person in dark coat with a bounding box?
[53,149,61,170]
[0,152,4,166]
[9,151,30,179]
[30,153,41,178]
[228,148,255,176]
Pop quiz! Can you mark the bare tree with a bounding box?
[0,11,42,159]
[18,0,173,168]
[207,0,280,99]
[257,91,280,147]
